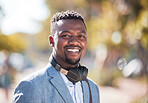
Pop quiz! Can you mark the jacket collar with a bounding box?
[46,63,74,103]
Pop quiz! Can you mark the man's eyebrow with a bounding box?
[59,30,87,35]
[79,30,87,34]
[59,30,70,34]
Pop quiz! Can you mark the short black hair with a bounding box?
[51,10,86,35]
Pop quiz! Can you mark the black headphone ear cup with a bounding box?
[78,66,88,80]
[76,68,83,81]
[67,68,82,83]
[82,67,88,79]
[66,66,88,84]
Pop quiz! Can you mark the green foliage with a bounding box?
[88,69,122,87]
[0,34,28,52]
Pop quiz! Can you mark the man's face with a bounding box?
[50,19,87,68]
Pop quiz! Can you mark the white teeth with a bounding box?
[67,49,79,52]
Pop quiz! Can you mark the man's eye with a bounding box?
[61,35,71,38]
[78,35,86,39]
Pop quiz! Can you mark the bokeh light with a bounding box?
[111,31,122,44]
[122,58,143,77]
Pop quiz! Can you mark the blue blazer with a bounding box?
[13,63,100,103]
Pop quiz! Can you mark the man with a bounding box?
[13,10,100,103]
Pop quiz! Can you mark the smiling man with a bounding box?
[50,18,87,68]
[13,10,100,103]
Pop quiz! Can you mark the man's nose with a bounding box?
[68,36,80,45]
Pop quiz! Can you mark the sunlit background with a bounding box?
[0,0,148,103]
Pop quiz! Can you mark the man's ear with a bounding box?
[49,35,54,47]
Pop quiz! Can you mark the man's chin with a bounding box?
[66,58,80,65]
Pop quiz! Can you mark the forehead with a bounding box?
[56,19,86,31]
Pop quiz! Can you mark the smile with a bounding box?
[65,46,82,54]
[67,49,80,52]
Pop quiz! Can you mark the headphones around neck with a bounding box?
[50,57,88,84]
[49,56,92,103]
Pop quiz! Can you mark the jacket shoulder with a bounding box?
[87,78,98,87]
[20,63,53,83]
[13,64,55,103]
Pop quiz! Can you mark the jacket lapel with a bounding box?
[82,81,90,103]
[47,64,74,103]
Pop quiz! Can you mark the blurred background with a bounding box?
[0,0,148,103]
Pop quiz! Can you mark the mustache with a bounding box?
[64,45,82,49]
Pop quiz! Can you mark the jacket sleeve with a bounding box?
[13,80,41,103]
